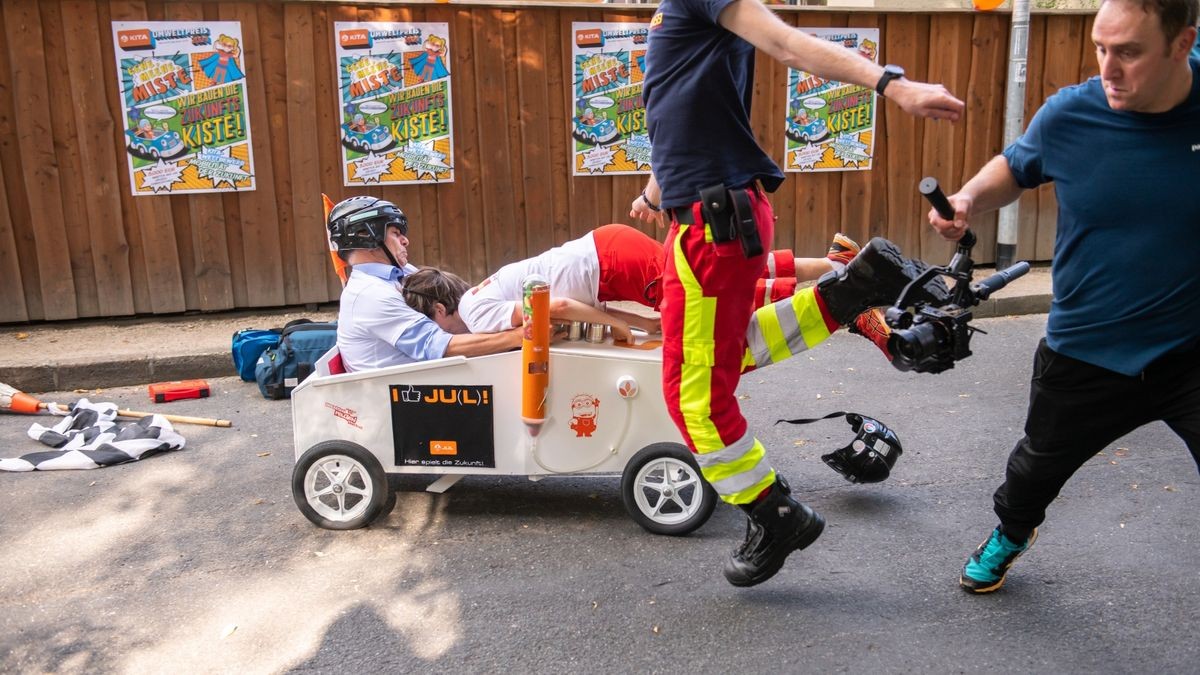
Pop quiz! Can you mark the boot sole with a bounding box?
[725,511,826,588]
[862,238,950,303]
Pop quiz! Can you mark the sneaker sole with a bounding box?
[862,238,950,302]
[725,511,826,588]
[959,528,1039,594]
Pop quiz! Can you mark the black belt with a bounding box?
[669,182,762,225]
[669,206,695,224]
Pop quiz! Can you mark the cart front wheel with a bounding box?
[293,441,393,530]
[621,442,716,536]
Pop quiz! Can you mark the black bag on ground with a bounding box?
[254,319,338,400]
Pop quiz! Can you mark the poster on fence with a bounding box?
[334,22,454,186]
[571,22,652,176]
[112,21,256,195]
[784,28,880,173]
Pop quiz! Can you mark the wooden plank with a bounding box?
[108,0,186,314]
[546,9,572,248]
[771,10,811,256]
[1032,14,1084,262]
[426,7,476,281]
[309,1,344,295]
[1079,13,1099,82]
[3,0,77,320]
[565,10,601,249]
[391,4,437,274]
[283,4,328,304]
[0,0,36,321]
[0,150,29,322]
[881,13,928,255]
[98,0,152,314]
[62,0,135,317]
[222,0,286,307]
[918,12,973,264]
[958,11,1010,263]
[39,0,99,318]
[836,13,886,252]
[1010,14,1046,266]
[474,9,519,275]
[516,9,556,257]
[255,0,299,305]
[166,0,232,311]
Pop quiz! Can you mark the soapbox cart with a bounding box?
[289,338,717,535]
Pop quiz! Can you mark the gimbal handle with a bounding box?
[920,177,975,275]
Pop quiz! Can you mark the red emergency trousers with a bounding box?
[661,190,839,505]
[592,223,664,308]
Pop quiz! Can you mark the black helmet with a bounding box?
[821,413,903,484]
[327,196,408,255]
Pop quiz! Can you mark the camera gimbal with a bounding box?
[883,178,1031,374]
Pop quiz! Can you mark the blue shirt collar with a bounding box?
[355,262,404,283]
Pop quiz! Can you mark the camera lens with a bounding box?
[888,322,946,371]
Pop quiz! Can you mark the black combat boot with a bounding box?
[723,476,825,587]
[815,237,951,326]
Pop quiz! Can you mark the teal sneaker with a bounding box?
[960,527,1038,594]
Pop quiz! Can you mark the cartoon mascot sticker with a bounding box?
[568,394,600,438]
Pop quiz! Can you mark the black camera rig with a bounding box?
[883,178,1031,374]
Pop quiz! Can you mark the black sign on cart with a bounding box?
[390,384,496,468]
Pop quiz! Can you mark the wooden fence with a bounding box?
[0,1,1098,323]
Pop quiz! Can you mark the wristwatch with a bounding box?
[875,64,905,97]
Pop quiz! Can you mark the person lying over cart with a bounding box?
[399,222,892,356]
[327,196,525,372]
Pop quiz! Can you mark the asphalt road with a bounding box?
[1,314,1196,674]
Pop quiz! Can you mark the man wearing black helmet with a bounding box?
[327,196,522,371]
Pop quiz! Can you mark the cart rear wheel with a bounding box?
[292,441,392,530]
[621,442,716,536]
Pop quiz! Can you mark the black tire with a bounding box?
[620,442,717,536]
[292,441,392,530]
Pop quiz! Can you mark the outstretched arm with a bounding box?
[606,306,661,335]
[444,328,523,357]
[717,0,963,121]
[548,297,635,343]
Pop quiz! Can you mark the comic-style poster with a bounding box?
[784,28,880,173]
[112,21,255,195]
[334,22,454,186]
[571,22,651,176]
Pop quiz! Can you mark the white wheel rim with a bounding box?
[304,454,375,523]
[632,456,704,526]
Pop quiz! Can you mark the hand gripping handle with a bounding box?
[920,177,976,249]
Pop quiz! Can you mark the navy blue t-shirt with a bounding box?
[644,0,785,210]
[1003,59,1200,375]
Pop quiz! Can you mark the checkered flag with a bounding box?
[0,399,186,472]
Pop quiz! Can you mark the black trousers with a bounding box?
[995,338,1200,540]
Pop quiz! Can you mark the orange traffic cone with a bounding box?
[0,382,44,414]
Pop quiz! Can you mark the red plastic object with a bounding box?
[148,380,211,404]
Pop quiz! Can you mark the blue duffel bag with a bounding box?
[254,320,338,400]
[232,328,282,381]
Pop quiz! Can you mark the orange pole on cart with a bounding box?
[323,193,350,286]
[521,275,550,436]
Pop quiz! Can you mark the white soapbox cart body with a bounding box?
[290,338,717,535]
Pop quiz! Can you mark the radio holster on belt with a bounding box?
[698,183,764,258]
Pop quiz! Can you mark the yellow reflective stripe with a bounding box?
[672,225,723,452]
[794,287,833,349]
[760,302,793,365]
[699,438,776,505]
